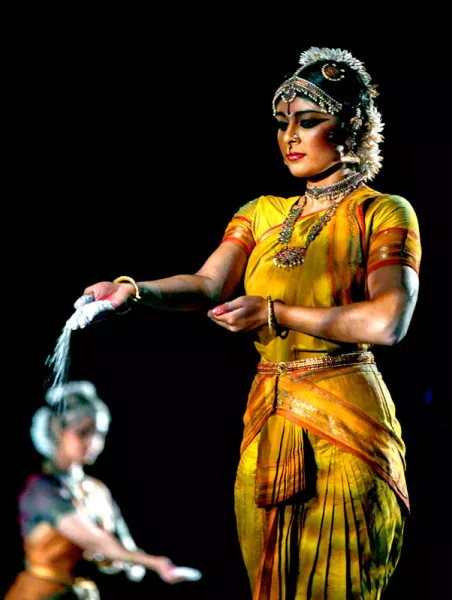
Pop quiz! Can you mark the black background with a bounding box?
[3,9,449,600]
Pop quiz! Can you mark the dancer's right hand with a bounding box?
[82,281,135,309]
[150,556,177,582]
[150,556,202,584]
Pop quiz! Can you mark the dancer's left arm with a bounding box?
[208,264,419,346]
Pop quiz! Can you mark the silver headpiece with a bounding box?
[273,75,343,116]
[272,47,384,180]
[31,381,111,457]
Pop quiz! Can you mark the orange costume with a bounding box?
[6,465,131,600]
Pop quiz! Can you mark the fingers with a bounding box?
[208,296,266,332]
[83,282,119,302]
[161,565,202,584]
[208,298,244,320]
[210,302,231,316]
[83,286,97,297]
[209,295,260,318]
[210,296,248,316]
[208,306,246,330]
[74,294,94,310]
[66,300,115,330]
[209,299,251,323]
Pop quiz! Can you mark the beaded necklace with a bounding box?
[305,171,364,203]
[273,172,364,269]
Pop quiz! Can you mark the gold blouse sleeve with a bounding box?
[366,195,421,275]
[221,198,259,256]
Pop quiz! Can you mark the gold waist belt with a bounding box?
[26,564,98,597]
[257,351,375,374]
[26,563,74,586]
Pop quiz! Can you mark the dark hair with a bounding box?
[278,60,375,147]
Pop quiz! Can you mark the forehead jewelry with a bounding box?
[273,75,342,116]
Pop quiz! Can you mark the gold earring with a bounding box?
[340,146,360,164]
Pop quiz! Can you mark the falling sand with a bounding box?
[45,298,114,405]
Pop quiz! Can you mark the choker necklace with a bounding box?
[305,171,364,203]
[274,173,363,269]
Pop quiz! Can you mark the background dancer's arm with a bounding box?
[57,512,182,583]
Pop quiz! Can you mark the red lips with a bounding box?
[287,152,306,161]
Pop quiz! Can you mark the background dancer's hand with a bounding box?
[150,556,177,582]
[151,556,202,584]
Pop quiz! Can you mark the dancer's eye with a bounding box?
[275,121,288,131]
[299,119,328,129]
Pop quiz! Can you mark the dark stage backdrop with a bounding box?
[4,17,448,600]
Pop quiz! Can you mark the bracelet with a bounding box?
[113,276,142,301]
[267,295,289,339]
[267,295,276,333]
[113,276,142,315]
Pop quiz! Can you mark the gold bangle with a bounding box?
[113,276,142,301]
[267,295,276,333]
[267,295,289,339]
[113,276,142,315]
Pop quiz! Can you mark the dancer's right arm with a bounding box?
[84,241,247,312]
[56,512,182,583]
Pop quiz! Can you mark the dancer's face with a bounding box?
[275,96,341,178]
[60,415,105,465]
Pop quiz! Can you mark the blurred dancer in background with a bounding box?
[6,381,198,599]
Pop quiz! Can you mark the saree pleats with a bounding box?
[235,425,404,600]
[242,362,409,511]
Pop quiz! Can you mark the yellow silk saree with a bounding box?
[223,186,421,599]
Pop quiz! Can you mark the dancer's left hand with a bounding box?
[207,295,267,332]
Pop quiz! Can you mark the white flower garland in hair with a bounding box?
[30,407,55,457]
[46,380,111,434]
[31,381,111,458]
[356,102,384,180]
[298,47,373,87]
[45,380,99,406]
[297,47,384,180]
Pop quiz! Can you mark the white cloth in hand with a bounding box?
[74,293,95,310]
[124,564,146,582]
[171,566,202,581]
[66,296,114,330]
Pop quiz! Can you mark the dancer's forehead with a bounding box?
[275,97,329,119]
[58,399,109,434]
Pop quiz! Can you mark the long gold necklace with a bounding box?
[273,173,364,269]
